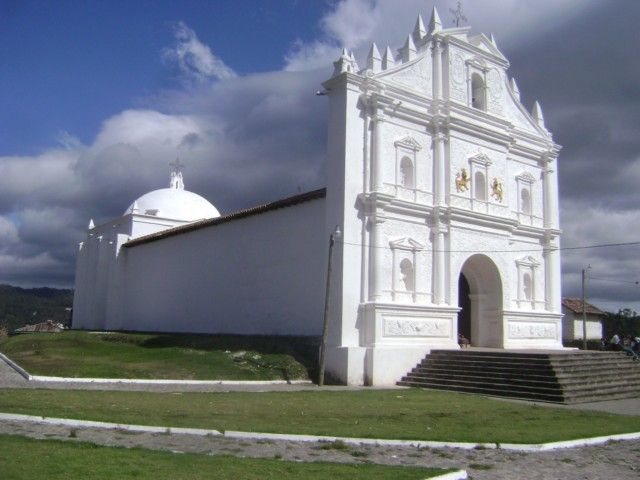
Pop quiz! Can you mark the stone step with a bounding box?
[410,368,559,383]
[419,360,554,371]
[400,375,640,403]
[405,372,560,386]
[398,349,640,404]
[400,375,564,394]
[416,362,640,377]
[430,350,630,362]
[408,368,640,389]
[397,381,565,403]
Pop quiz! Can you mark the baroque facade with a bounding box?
[73,9,563,386]
[322,8,562,385]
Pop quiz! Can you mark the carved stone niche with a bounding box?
[515,255,540,310]
[389,237,424,303]
[393,136,422,200]
[515,171,536,224]
[468,152,492,207]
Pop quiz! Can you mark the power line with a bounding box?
[335,239,640,254]
[588,276,640,286]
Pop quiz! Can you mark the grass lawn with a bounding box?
[1,388,640,444]
[0,331,315,380]
[0,435,448,480]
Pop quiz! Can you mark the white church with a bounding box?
[73,8,563,386]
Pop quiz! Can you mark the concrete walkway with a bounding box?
[1,416,639,480]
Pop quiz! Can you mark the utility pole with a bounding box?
[318,226,341,386]
[581,265,591,350]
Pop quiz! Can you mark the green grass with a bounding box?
[0,331,316,380]
[1,388,640,444]
[0,435,447,480]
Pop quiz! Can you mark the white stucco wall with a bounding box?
[111,197,326,336]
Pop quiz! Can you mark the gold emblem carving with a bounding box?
[491,177,504,202]
[455,168,470,192]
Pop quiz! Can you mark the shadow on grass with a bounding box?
[130,332,320,381]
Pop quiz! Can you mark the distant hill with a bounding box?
[0,285,73,333]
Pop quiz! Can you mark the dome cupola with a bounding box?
[124,161,220,222]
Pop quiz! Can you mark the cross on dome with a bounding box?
[169,157,185,190]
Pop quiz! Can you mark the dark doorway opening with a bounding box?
[458,274,471,343]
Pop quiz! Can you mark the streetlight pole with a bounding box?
[581,265,591,350]
[318,225,341,387]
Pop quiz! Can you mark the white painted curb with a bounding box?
[0,353,32,380]
[224,431,492,450]
[499,431,640,451]
[0,351,312,386]
[28,375,313,386]
[1,412,639,452]
[0,413,222,437]
[430,472,468,480]
[224,430,640,451]
[0,413,468,479]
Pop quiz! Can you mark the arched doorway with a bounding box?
[457,254,504,348]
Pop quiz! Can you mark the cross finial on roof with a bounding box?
[170,157,185,173]
[169,157,185,190]
[449,1,468,27]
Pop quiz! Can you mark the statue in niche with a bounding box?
[491,177,504,202]
[400,258,414,292]
[455,168,470,192]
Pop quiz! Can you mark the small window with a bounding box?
[471,73,486,110]
[520,188,531,215]
[400,157,414,188]
[523,273,532,301]
[400,258,414,292]
[474,171,486,201]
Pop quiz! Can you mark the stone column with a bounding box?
[432,39,442,100]
[372,115,385,192]
[543,235,561,312]
[432,219,446,305]
[433,128,446,206]
[543,153,561,313]
[543,157,559,229]
[369,216,386,301]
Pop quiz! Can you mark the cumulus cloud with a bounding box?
[284,0,593,72]
[163,21,236,83]
[1,5,639,315]
[0,64,326,287]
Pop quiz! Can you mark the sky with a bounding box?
[1,0,639,313]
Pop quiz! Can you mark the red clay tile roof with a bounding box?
[124,188,326,248]
[562,297,605,315]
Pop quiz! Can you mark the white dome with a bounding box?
[124,187,220,222]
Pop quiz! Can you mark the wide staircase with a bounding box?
[397,349,640,404]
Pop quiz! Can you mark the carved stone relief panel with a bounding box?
[388,56,432,94]
[449,53,466,102]
[486,68,504,115]
[508,322,556,339]
[383,316,451,337]
[503,92,538,134]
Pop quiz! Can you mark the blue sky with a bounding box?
[0,0,328,155]
[1,0,640,313]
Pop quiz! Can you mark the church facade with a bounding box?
[73,9,563,386]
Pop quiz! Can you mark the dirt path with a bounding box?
[1,419,639,480]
